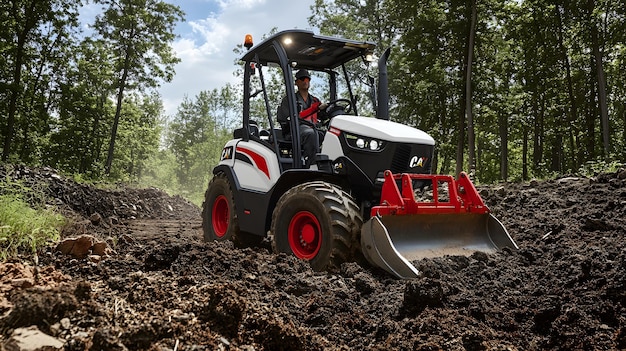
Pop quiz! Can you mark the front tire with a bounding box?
[202,173,264,247]
[202,173,240,242]
[271,181,362,271]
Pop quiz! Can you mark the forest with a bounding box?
[1,0,625,204]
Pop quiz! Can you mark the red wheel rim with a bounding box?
[288,211,322,259]
[212,195,229,237]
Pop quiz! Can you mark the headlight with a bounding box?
[369,140,379,150]
[344,133,384,151]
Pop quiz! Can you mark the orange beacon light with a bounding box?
[244,34,253,50]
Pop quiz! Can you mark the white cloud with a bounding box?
[159,0,316,117]
[217,0,265,9]
[188,18,231,54]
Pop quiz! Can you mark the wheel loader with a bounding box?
[202,29,518,279]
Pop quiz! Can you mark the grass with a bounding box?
[0,193,66,261]
[578,159,624,177]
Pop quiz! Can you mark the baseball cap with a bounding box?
[295,69,310,80]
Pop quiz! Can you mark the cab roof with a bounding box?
[240,29,376,70]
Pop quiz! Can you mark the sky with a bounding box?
[160,0,318,116]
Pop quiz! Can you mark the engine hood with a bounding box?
[329,115,435,145]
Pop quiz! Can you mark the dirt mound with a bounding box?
[0,164,200,222]
[1,165,626,350]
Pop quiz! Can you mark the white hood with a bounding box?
[329,115,435,145]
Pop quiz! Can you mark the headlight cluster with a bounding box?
[345,133,384,151]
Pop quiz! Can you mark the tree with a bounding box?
[92,0,184,175]
[47,38,115,176]
[389,0,480,175]
[110,93,164,179]
[166,90,233,199]
[309,0,396,115]
[0,0,79,162]
[313,0,625,181]
[586,0,610,158]
[606,0,626,159]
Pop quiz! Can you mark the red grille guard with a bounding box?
[371,170,490,217]
[361,170,518,279]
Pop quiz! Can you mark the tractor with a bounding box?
[202,29,517,278]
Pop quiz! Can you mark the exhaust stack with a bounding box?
[376,48,391,120]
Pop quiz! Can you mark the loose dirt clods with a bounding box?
[1,165,625,350]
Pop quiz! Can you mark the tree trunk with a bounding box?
[555,5,579,170]
[586,65,597,160]
[465,0,477,178]
[532,89,540,173]
[499,71,510,181]
[455,91,466,176]
[623,104,626,158]
[588,0,610,158]
[2,1,39,161]
[434,90,450,175]
[522,125,528,181]
[499,111,508,181]
[551,134,563,173]
[105,57,130,175]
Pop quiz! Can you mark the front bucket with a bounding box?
[361,213,518,279]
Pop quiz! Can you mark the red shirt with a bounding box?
[299,97,321,123]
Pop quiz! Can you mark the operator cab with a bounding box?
[238,30,377,171]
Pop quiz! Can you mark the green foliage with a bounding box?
[1,0,626,200]
[0,194,65,261]
[0,0,81,162]
[46,37,116,177]
[309,1,388,115]
[578,158,625,177]
[93,0,184,88]
[137,149,180,193]
[91,0,184,174]
[160,89,235,205]
[310,0,626,182]
[107,93,165,179]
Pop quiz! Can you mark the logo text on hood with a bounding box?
[409,156,428,168]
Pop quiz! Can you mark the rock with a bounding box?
[90,328,128,351]
[49,322,61,336]
[55,239,75,255]
[10,278,34,289]
[69,235,95,258]
[494,186,506,196]
[88,255,102,263]
[89,213,103,225]
[557,177,581,183]
[60,318,71,330]
[92,241,109,256]
[3,326,65,351]
[57,235,99,258]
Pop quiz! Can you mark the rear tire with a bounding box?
[202,173,263,247]
[271,181,362,271]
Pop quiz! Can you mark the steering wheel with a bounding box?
[323,98,354,116]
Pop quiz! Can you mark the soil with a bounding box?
[1,164,626,350]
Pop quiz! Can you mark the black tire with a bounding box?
[270,181,363,271]
[201,173,264,247]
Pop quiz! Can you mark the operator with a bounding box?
[277,69,327,168]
